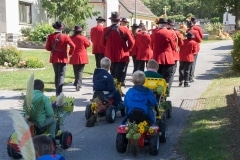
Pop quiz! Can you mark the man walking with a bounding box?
[100,12,134,87]
[151,18,176,90]
[90,16,106,68]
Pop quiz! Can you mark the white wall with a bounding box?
[0,0,7,33]
[5,0,19,33]
[223,12,235,25]
[105,0,119,26]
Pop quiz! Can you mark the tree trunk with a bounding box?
[235,0,240,30]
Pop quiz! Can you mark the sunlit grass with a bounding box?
[0,49,95,91]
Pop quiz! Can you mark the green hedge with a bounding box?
[230,31,240,71]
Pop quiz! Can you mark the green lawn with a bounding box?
[177,70,240,159]
[0,49,95,91]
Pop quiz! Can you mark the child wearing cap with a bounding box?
[178,32,198,87]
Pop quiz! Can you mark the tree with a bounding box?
[198,0,240,29]
[40,0,99,31]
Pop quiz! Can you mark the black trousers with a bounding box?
[132,55,137,73]
[94,53,104,68]
[135,60,147,72]
[52,63,66,96]
[73,64,85,88]
[189,54,198,80]
[158,64,175,89]
[110,62,128,83]
[179,61,192,83]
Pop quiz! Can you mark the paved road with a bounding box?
[0,40,233,160]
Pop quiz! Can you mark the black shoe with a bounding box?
[76,86,80,91]
[189,79,194,83]
[184,83,190,87]
[179,82,183,87]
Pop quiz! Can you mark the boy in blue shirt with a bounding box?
[122,70,157,124]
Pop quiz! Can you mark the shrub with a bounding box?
[20,27,32,37]
[26,57,44,68]
[0,47,22,66]
[230,31,240,72]
[29,23,54,42]
[204,22,223,35]
[210,17,220,23]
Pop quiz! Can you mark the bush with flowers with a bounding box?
[126,120,155,141]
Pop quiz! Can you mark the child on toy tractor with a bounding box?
[23,79,56,138]
[116,70,160,155]
[122,70,157,125]
[92,57,123,110]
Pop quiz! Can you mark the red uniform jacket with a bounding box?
[192,25,203,40]
[100,24,134,62]
[179,39,198,62]
[90,25,105,54]
[187,28,202,53]
[169,29,184,61]
[45,32,75,64]
[135,32,153,60]
[129,30,142,56]
[69,35,91,65]
[152,28,176,65]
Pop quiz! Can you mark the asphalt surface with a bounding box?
[0,40,233,160]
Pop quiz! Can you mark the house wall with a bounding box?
[86,0,119,36]
[5,0,48,34]
[0,0,7,33]
[120,6,155,30]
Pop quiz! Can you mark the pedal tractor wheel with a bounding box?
[149,134,160,155]
[85,104,93,120]
[7,134,22,159]
[116,133,128,153]
[158,116,167,143]
[60,131,72,149]
[166,100,172,119]
[106,105,116,123]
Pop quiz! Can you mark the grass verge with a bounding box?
[0,49,95,91]
[177,70,240,159]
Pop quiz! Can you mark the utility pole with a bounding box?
[134,0,137,23]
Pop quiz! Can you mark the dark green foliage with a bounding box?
[230,31,240,71]
[210,17,220,23]
[29,23,54,42]
[0,47,22,66]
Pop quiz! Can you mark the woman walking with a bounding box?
[70,25,91,91]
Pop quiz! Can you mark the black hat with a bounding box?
[138,22,145,28]
[73,25,83,32]
[131,23,139,28]
[52,21,64,30]
[186,32,194,38]
[167,19,175,26]
[109,11,120,21]
[191,17,196,23]
[120,17,129,23]
[96,16,106,22]
[187,21,193,27]
[157,18,168,24]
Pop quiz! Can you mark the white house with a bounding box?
[0,0,156,47]
[87,0,156,35]
[223,12,235,25]
[0,0,48,47]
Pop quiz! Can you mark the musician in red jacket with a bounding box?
[100,12,134,86]
[129,23,140,73]
[179,32,198,87]
[45,21,75,96]
[151,18,176,89]
[167,19,184,88]
[191,17,203,40]
[135,23,153,71]
[70,26,91,91]
[90,16,106,68]
[186,20,202,82]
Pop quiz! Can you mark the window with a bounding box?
[19,2,32,24]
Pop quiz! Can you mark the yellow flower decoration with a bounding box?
[148,128,154,134]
